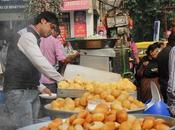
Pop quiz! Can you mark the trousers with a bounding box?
[0,89,40,130]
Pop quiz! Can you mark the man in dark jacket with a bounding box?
[157,33,175,103]
[0,11,64,129]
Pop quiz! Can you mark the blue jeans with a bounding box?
[0,90,4,104]
[39,83,57,118]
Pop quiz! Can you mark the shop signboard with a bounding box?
[0,0,26,10]
[107,15,128,28]
[74,11,87,38]
[62,0,91,11]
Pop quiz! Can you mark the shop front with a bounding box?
[60,0,94,39]
[0,0,26,31]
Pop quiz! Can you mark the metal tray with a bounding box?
[69,38,116,49]
[57,88,87,98]
[87,99,145,114]
[17,114,175,130]
[132,114,175,130]
[127,107,145,114]
[44,104,77,119]
[57,88,137,98]
[17,121,51,130]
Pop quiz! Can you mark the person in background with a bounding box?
[0,11,64,129]
[167,36,175,117]
[153,40,167,53]
[40,28,66,93]
[157,34,175,103]
[39,28,69,117]
[136,43,160,103]
[40,28,79,93]
[166,24,175,38]
[159,39,167,51]
[57,34,79,74]
[98,30,105,37]
[128,36,140,72]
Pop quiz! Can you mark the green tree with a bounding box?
[124,0,175,41]
[25,0,63,17]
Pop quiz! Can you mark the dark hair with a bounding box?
[153,42,159,47]
[167,33,175,47]
[33,11,58,25]
[146,44,158,56]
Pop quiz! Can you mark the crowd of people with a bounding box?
[131,29,175,117]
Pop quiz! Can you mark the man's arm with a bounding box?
[55,41,79,64]
[17,33,64,82]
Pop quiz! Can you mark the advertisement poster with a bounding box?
[59,24,69,44]
[59,13,70,44]
[97,23,107,37]
[74,11,86,38]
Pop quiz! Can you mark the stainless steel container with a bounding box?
[70,38,117,49]
[44,104,77,119]
[133,114,175,130]
[18,114,175,130]
[57,88,86,98]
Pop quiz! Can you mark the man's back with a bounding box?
[4,27,41,91]
[157,45,172,85]
[40,35,65,65]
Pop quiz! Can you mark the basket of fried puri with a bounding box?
[57,76,137,98]
[44,86,145,119]
[41,103,175,130]
[44,77,145,119]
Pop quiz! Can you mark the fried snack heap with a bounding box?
[40,103,170,130]
[50,88,144,112]
[58,76,136,93]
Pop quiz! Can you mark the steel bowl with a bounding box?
[132,114,175,130]
[44,104,77,119]
[17,121,51,130]
[18,114,175,130]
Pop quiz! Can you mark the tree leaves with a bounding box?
[124,0,175,41]
[25,0,63,17]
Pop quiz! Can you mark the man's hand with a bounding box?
[41,87,52,96]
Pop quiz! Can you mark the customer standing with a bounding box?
[136,44,160,103]
[0,11,64,129]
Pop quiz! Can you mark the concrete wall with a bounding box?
[0,12,24,21]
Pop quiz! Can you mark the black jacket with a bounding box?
[3,27,41,91]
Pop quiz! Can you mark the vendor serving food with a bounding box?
[0,11,64,129]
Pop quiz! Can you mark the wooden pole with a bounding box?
[163,8,167,38]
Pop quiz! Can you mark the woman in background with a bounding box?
[136,43,160,103]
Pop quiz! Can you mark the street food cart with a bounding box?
[67,38,130,76]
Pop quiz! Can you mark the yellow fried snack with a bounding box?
[58,76,136,93]
[40,104,172,130]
